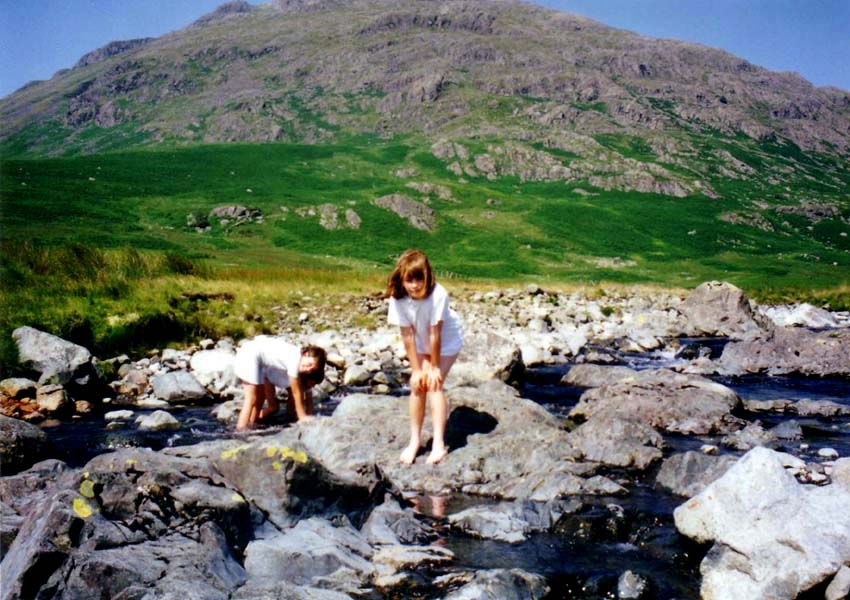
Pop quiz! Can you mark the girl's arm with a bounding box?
[289,377,312,422]
[401,326,425,390]
[428,321,444,390]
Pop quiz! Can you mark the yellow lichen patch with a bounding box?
[231,493,245,503]
[265,447,277,458]
[79,480,96,499]
[125,459,137,467]
[279,447,308,463]
[83,471,90,479]
[73,497,93,518]
[221,444,252,460]
[272,461,283,471]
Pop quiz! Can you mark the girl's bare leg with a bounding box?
[401,358,430,464]
[426,354,458,464]
[236,382,264,431]
[257,380,278,421]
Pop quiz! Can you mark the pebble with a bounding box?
[818,447,840,459]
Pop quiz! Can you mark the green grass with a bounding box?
[1,135,849,376]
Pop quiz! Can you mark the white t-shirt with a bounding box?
[234,336,302,389]
[387,282,464,356]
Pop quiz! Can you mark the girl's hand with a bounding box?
[410,369,426,392]
[427,365,444,391]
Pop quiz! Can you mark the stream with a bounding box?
[36,340,850,599]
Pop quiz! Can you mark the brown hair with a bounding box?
[385,248,435,299]
[299,345,327,386]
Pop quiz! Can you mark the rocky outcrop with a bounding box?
[675,448,850,600]
[12,326,99,386]
[569,369,742,435]
[0,416,49,476]
[680,281,770,339]
[372,194,435,231]
[716,326,850,377]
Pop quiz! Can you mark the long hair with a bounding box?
[299,345,327,386]
[385,248,435,299]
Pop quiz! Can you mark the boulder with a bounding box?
[656,451,739,497]
[451,332,525,386]
[568,416,663,469]
[447,498,581,543]
[137,410,180,431]
[761,303,840,329]
[680,281,769,339]
[0,378,37,399]
[441,569,550,599]
[361,497,436,546]
[0,415,49,475]
[716,326,850,377]
[294,380,623,500]
[190,348,238,392]
[560,364,638,388]
[570,369,742,435]
[151,370,210,403]
[11,326,100,387]
[35,384,72,417]
[674,447,850,599]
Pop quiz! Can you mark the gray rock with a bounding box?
[151,370,210,403]
[244,517,374,586]
[770,419,803,440]
[617,570,649,599]
[12,326,94,385]
[0,415,49,476]
[137,410,180,431]
[656,451,739,497]
[762,303,840,329]
[295,380,622,500]
[0,378,37,399]
[105,409,134,420]
[570,369,742,435]
[373,194,435,231]
[674,447,850,599]
[721,421,777,451]
[452,331,525,386]
[119,368,149,395]
[441,568,550,599]
[560,364,637,388]
[568,416,663,469]
[447,498,580,543]
[190,348,238,391]
[361,497,435,546]
[342,364,371,386]
[826,565,850,600]
[680,281,769,339]
[36,384,72,416]
[717,326,850,377]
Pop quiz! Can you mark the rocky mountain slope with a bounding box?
[2,0,849,200]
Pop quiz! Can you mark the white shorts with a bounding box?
[233,336,299,389]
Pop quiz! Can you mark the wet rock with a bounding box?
[361,497,436,546]
[244,517,374,589]
[137,409,180,431]
[618,569,649,599]
[680,281,769,339]
[560,364,637,388]
[0,378,37,399]
[447,498,581,543]
[717,327,850,377]
[721,421,777,451]
[441,568,550,599]
[674,447,850,599]
[151,370,210,403]
[373,544,454,587]
[770,419,803,440]
[105,409,134,420]
[0,415,49,475]
[656,451,739,497]
[570,369,742,435]
[794,399,850,417]
[568,416,663,469]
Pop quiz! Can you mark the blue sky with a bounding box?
[1,0,848,98]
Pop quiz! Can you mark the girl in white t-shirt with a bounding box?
[387,249,464,464]
[234,336,327,430]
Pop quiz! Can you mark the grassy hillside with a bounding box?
[2,137,849,375]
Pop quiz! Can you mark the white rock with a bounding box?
[104,410,134,421]
[137,410,180,431]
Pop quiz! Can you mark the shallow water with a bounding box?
[33,346,850,599]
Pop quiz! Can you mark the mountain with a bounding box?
[2,0,849,198]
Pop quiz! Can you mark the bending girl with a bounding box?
[387,249,464,464]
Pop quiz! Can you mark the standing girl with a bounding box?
[387,249,464,464]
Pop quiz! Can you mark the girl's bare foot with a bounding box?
[400,443,420,464]
[426,446,448,464]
